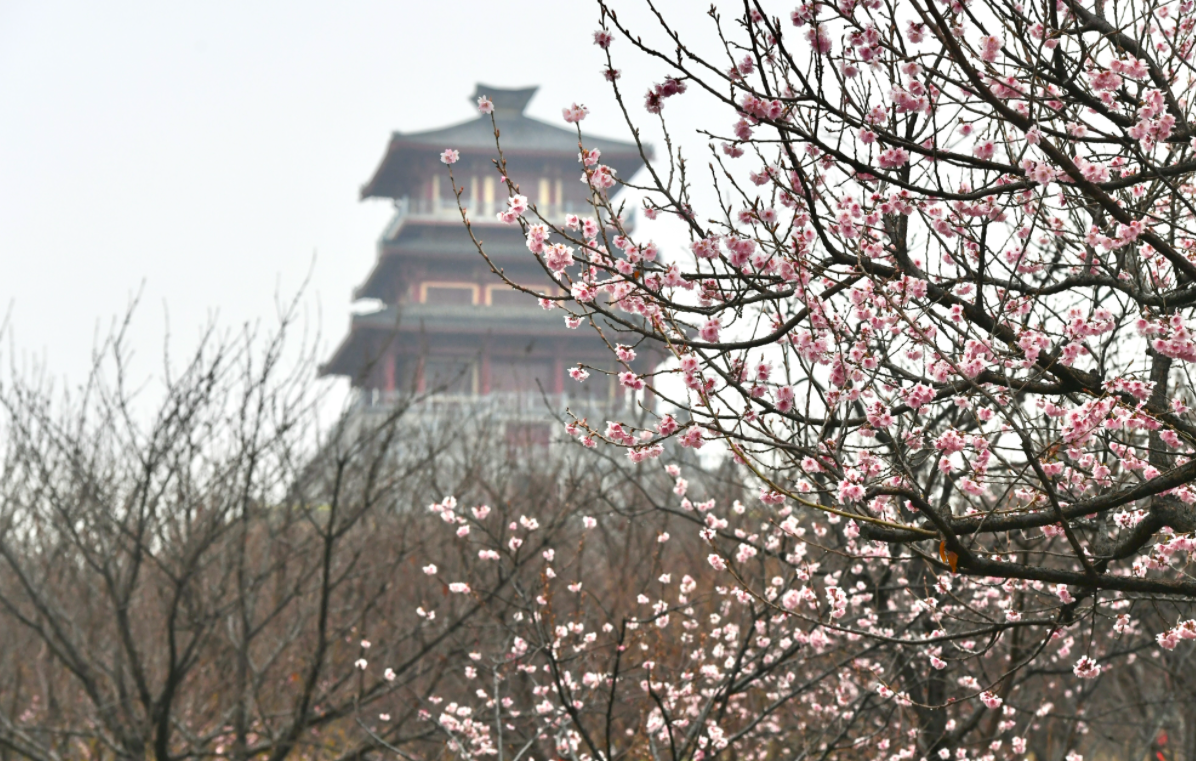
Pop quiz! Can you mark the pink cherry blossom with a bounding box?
[973,141,996,160]
[588,165,616,190]
[563,103,589,124]
[1073,655,1101,679]
[699,318,721,343]
[544,243,573,272]
[878,148,909,168]
[1089,69,1123,91]
[978,35,1002,62]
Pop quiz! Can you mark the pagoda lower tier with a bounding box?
[320,300,651,410]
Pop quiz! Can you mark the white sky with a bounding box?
[1,0,724,401]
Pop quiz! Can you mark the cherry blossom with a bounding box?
[878,147,909,168]
[562,103,589,124]
[1073,655,1102,679]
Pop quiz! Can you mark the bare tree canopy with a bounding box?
[0,312,688,761]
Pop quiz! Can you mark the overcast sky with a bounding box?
[1,0,716,400]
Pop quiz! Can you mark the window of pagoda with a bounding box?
[484,283,556,307]
[421,282,479,305]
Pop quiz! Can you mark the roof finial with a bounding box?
[472,84,538,115]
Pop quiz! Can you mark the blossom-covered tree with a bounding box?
[414,0,1196,757]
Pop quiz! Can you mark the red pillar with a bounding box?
[552,349,564,396]
[383,345,396,393]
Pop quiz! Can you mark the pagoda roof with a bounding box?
[319,303,611,378]
[361,84,647,199]
[356,220,538,300]
[355,302,578,336]
[387,217,534,258]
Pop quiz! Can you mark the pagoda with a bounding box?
[320,84,652,427]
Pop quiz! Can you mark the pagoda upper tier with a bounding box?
[320,84,653,415]
[359,84,645,220]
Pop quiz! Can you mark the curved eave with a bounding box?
[390,218,530,253]
[357,304,587,338]
[354,218,628,302]
[354,257,401,302]
[319,323,379,378]
[322,304,663,380]
[360,116,649,200]
[354,220,537,301]
[361,146,645,201]
[320,304,628,379]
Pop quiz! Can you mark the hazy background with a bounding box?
[1,0,714,398]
